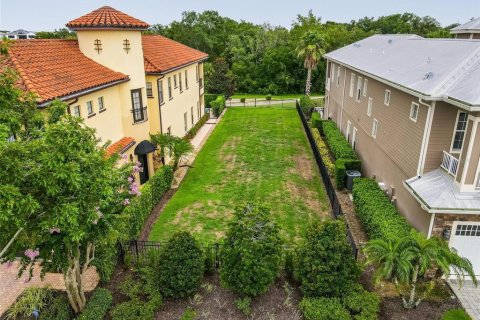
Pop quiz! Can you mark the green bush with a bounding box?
[311,128,335,177]
[211,95,226,117]
[321,121,357,160]
[205,94,221,108]
[43,294,72,320]
[92,240,119,282]
[344,285,380,320]
[180,308,197,320]
[5,287,53,319]
[352,178,412,240]
[266,94,272,101]
[123,166,173,239]
[335,159,362,190]
[234,297,252,315]
[110,267,162,320]
[78,288,112,320]
[296,219,360,298]
[220,204,283,297]
[240,97,246,103]
[300,297,350,320]
[157,232,205,298]
[185,113,210,140]
[442,309,472,320]
[310,112,325,131]
[300,95,314,118]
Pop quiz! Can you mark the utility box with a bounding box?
[346,170,361,191]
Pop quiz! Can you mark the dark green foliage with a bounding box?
[43,295,73,320]
[284,248,295,280]
[205,57,235,98]
[92,241,119,282]
[234,297,252,315]
[205,94,221,108]
[300,95,314,117]
[220,204,283,297]
[211,95,226,117]
[335,159,362,190]
[442,309,472,320]
[343,285,380,320]
[296,219,360,298]
[35,28,76,39]
[123,166,173,238]
[321,121,357,160]
[300,297,350,320]
[240,97,246,103]
[157,232,205,298]
[185,113,210,140]
[78,288,112,320]
[310,112,325,131]
[352,178,412,240]
[110,268,162,320]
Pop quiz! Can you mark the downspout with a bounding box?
[427,212,436,238]
[339,66,347,131]
[416,99,435,176]
[65,98,79,115]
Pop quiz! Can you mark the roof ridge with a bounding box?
[431,46,480,96]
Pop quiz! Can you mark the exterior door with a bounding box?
[138,154,150,185]
[449,222,480,277]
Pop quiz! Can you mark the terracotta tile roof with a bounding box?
[142,35,209,74]
[105,137,135,157]
[66,6,149,30]
[2,39,129,103]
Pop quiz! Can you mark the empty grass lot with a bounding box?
[149,106,329,244]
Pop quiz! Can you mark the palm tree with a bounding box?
[296,31,326,96]
[150,133,174,165]
[170,137,194,171]
[364,230,476,309]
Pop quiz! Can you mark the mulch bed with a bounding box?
[379,297,461,320]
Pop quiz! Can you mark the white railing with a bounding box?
[326,78,331,91]
[441,151,459,176]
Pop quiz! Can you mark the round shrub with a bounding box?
[300,297,350,320]
[157,232,204,298]
[240,97,246,103]
[266,94,272,101]
[344,285,380,320]
[296,219,360,298]
[220,204,283,297]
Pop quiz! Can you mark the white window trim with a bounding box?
[356,76,362,102]
[349,74,355,97]
[346,121,351,142]
[384,90,391,106]
[450,110,468,153]
[352,127,357,149]
[409,102,419,122]
[372,119,378,138]
[367,97,372,117]
[363,79,368,97]
[336,66,341,86]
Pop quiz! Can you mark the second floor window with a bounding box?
[158,79,164,105]
[131,89,144,122]
[98,97,105,111]
[384,90,391,106]
[363,79,368,96]
[168,77,172,99]
[173,75,177,88]
[196,64,199,82]
[336,66,341,86]
[185,70,189,89]
[372,119,378,138]
[179,72,183,92]
[410,102,419,122]
[146,82,153,97]
[356,77,362,102]
[72,105,81,117]
[87,101,94,115]
[349,74,355,97]
[367,98,372,117]
[452,112,468,151]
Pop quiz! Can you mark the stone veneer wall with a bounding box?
[432,213,480,237]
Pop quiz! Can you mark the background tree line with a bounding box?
[37,12,458,95]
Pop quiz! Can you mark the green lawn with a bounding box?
[149,106,329,244]
[231,93,323,100]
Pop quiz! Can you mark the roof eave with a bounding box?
[66,26,149,31]
[145,56,209,75]
[37,77,129,108]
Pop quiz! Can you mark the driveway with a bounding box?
[448,279,480,320]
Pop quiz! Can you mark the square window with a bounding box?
[98,97,105,110]
[72,105,81,117]
[410,102,419,122]
[86,101,94,115]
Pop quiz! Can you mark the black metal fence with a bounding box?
[296,100,359,259]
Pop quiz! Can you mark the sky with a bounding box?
[0,0,479,32]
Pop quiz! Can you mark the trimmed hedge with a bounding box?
[322,121,357,160]
[311,128,335,177]
[78,288,112,320]
[300,95,314,118]
[205,94,221,108]
[124,166,173,238]
[335,159,362,190]
[211,96,226,117]
[300,297,350,320]
[185,113,210,141]
[352,178,412,240]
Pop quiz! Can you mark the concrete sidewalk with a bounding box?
[448,279,480,320]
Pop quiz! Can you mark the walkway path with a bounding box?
[0,261,98,316]
[448,279,480,320]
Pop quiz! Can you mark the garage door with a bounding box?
[450,223,480,276]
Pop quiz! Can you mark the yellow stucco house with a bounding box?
[3,6,208,184]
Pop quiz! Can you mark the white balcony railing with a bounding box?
[441,151,459,176]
